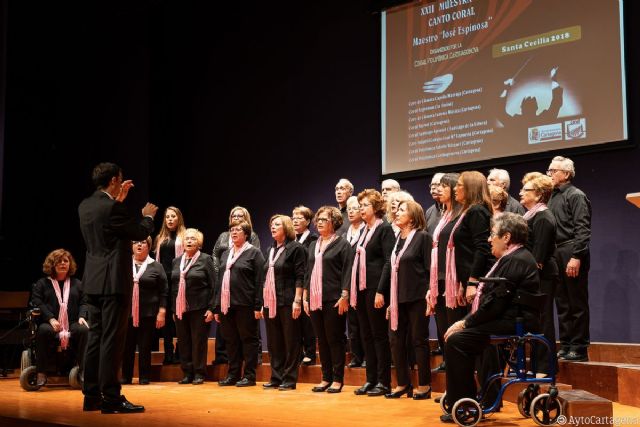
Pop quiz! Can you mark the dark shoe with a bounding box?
[83,396,102,411]
[119,377,132,385]
[178,375,194,384]
[348,358,362,368]
[312,383,331,392]
[302,357,316,366]
[384,385,413,399]
[139,379,150,385]
[236,378,256,387]
[278,382,296,391]
[263,381,281,389]
[563,351,588,362]
[413,387,432,400]
[218,377,238,386]
[354,382,374,395]
[326,383,344,393]
[432,361,446,372]
[557,349,568,360]
[367,383,390,397]
[431,347,443,356]
[37,373,47,387]
[440,413,454,423]
[192,375,205,385]
[434,396,441,403]
[101,395,145,414]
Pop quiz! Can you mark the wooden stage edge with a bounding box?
[1,379,640,427]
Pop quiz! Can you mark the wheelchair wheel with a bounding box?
[530,393,563,426]
[20,349,33,372]
[517,384,540,418]
[451,398,482,427]
[69,366,83,389]
[19,366,41,391]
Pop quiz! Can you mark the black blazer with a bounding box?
[171,253,215,313]
[263,240,306,307]
[382,230,432,303]
[357,221,395,295]
[134,261,168,318]
[212,231,261,278]
[297,231,318,251]
[214,246,265,311]
[525,210,559,280]
[304,236,354,303]
[78,191,154,296]
[31,277,87,323]
[453,204,492,287]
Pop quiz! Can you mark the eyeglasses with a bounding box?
[292,216,306,221]
[132,241,148,245]
[520,188,535,192]
[316,217,330,223]
[359,202,372,208]
[335,186,349,192]
[230,227,244,233]
[347,206,360,212]
[546,169,566,175]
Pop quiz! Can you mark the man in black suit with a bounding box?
[78,162,157,414]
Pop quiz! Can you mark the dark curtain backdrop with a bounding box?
[1,1,638,342]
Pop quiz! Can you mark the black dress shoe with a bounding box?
[101,395,145,414]
[278,382,296,391]
[263,381,281,389]
[326,383,343,394]
[413,387,432,400]
[139,379,150,385]
[83,396,102,411]
[312,383,331,392]
[557,349,568,359]
[563,351,588,362]
[178,375,194,384]
[236,378,256,387]
[431,347,443,356]
[192,375,205,385]
[348,359,362,368]
[384,385,413,399]
[367,383,390,397]
[354,382,374,395]
[218,377,238,386]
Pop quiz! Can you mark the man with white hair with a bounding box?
[335,178,354,240]
[487,168,525,215]
[381,179,401,203]
[425,172,444,238]
[547,156,592,362]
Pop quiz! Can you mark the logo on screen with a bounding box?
[528,123,563,144]
[564,118,586,140]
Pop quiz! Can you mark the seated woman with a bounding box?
[31,249,89,386]
[441,212,540,423]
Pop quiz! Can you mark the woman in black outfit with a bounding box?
[292,205,318,366]
[171,228,215,385]
[122,237,168,385]
[303,206,353,394]
[262,215,306,390]
[385,200,432,400]
[520,172,558,376]
[214,220,265,387]
[153,206,186,364]
[351,189,395,397]
[441,213,540,423]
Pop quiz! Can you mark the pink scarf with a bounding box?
[48,277,71,349]
[309,234,337,311]
[349,219,382,307]
[523,203,548,221]
[389,229,417,331]
[221,242,252,315]
[443,213,467,308]
[263,244,286,318]
[428,211,453,308]
[155,235,184,262]
[175,250,201,320]
[471,244,523,313]
[131,256,154,327]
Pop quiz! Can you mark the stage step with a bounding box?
[558,389,613,426]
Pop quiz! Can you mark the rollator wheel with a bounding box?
[517,384,540,417]
[440,391,453,414]
[530,393,563,426]
[451,398,482,427]
[20,349,32,372]
[19,366,40,391]
[69,366,83,389]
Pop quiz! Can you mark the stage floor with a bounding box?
[1,378,640,427]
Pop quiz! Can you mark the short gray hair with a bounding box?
[431,172,445,185]
[551,156,575,179]
[381,179,400,191]
[337,178,354,193]
[488,168,511,190]
[491,212,528,245]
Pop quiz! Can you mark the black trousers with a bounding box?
[36,321,88,373]
[389,299,431,387]
[536,275,558,374]
[310,301,346,383]
[264,306,301,384]
[434,288,467,360]
[347,307,364,362]
[162,307,178,357]
[220,306,259,381]
[175,308,211,376]
[83,294,129,401]
[122,316,155,381]
[356,289,391,386]
[300,311,316,360]
[554,246,590,353]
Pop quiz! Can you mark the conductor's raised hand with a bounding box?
[116,180,134,202]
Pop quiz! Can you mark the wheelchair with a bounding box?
[440,278,563,426]
[19,307,83,391]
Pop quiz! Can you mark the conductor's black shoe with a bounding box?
[348,359,363,368]
[178,375,194,384]
[278,382,296,391]
[83,396,102,411]
[440,413,454,423]
[563,351,588,362]
[101,395,144,414]
[354,382,374,395]
[236,378,256,387]
[367,383,390,397]
[218,377,238,386]
[263,381,280,389]
[192,374,205,385]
